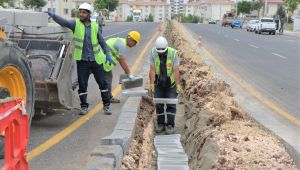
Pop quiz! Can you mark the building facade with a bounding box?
[184,0,234,20]
[116,0,171,22]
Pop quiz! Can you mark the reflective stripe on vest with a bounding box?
[152,47,177,84]
[103,37,126,72]
[73,19,105,64]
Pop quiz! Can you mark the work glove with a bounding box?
[149,83,155,97]
[127,74,135,80]
[106,54,112,65]
[176,84,183,95]
[46,11,55,18]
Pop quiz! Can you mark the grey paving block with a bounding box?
[91,145,123,169]
[157,153,188,162]
[118,110,138,118]
[0,9,48,27]
[158,164,189,170]
[116,117,137,124]
[101,130,132,155]
[85,156,114,170]
[15,11,48,27]
[156,148,185,155]
[114,122,135,131]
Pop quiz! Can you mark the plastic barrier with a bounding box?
[0,99,29,170]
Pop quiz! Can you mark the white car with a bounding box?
[255,17,276,35]
[246,19,259,32]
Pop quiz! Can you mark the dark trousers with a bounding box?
[106,71,113,99]
[154,85,178,126]
[77,61,110,108]
[279,25,284,33]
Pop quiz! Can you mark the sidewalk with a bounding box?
[282,30,300,38]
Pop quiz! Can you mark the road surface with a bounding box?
[184,23,300,119]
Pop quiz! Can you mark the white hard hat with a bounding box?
[155,36,168,53]
[79,3,94,15]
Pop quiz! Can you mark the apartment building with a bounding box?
[184,0,234,20]
[116,0,171,22]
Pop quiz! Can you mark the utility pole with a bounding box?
[219,0,222,21]
[236,0,238,16]
[264,0,267,16]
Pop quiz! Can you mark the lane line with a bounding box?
[104,29,132,39]
[234,38,240,42]
[249,44,259,48]
[202,47,300,126]
[27,29,160,161]
[272,52,287,59]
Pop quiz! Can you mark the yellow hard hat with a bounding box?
[128,31,141,43]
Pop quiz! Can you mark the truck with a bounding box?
[0,9,78,124]
[222,12,234,27]
[255,17,277,35]
[132,8,142,22]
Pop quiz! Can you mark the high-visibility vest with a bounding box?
[73,19,105,64]
[152,47,178,85]
[103,37,126,72]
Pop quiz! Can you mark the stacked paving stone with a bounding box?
[154,134,189,170]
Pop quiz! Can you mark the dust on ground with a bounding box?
[167,21,297,170]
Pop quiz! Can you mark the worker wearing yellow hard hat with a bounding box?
[103,31,141,103]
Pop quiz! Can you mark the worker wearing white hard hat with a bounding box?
[46,3,114,115]
[149,36,183,134]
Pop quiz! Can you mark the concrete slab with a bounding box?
[85,156,114,170]
[90,145,123,169]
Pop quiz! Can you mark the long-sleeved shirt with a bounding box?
[52,14,109,61]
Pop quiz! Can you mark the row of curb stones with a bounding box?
[85,97,142,170]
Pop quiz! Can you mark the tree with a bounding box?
[126,15,133,22]
[284,0,300,16]
[94,0,119,12]
[71,6,79,18]
[237,1,252,15]
[0,0,14,8]
[23,0,46,9]
[276,5,286,19]
[147,14,154,22]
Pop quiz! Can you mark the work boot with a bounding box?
[110,97,120,103]
[155,124,165,133]
[165,125,175,135]
[104,106,112,115]
[79,106,88,115]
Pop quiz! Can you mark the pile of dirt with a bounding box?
[120,97,156,170]
[165,21,297,170]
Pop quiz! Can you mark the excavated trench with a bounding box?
[120,21,297,170]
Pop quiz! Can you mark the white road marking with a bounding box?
[272,52,287,59]
[249,44,259,48]
[234,38,240,42]
[104,29,132,38]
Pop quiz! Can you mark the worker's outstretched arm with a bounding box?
[97,32,110,55]
[118,56,130,74]
[49,13,75,32]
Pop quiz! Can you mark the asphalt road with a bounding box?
[184,23,300,119]
[28,22,158,170]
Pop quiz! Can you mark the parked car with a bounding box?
[231,19,243,28]
[246,19,259,32]
[222,12,234,27]
[208,19,217,24]
[255,17,276,35]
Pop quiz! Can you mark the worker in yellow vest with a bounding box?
[47,3,113,115]
[103,31,141,103]
[149,36,183,134]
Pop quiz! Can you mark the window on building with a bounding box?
[64,8,68,15]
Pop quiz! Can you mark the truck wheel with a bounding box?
[0,42,35,125]
[269,32,272,35]
[273,31,276,35]
[259,31,261,34]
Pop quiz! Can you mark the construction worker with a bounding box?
[104,31,141,103]
[149,36,183,134]
[47,3,113,115]
[97,11,105,33]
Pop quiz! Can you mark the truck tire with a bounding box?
[0,42,35,125]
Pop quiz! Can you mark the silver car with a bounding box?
[246,20,259,32]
